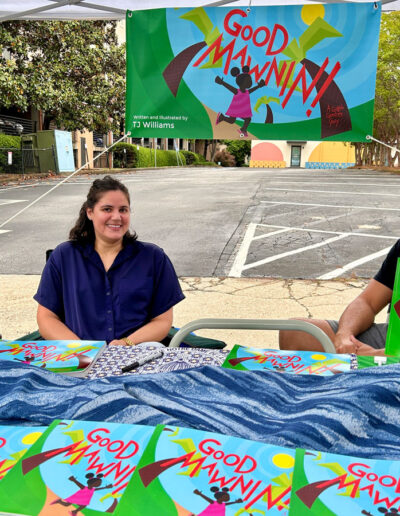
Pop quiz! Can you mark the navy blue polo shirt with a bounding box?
[34,240,185,342]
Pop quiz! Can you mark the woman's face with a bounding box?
[86,189,130,245]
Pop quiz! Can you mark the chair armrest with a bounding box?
[169,318,335,352]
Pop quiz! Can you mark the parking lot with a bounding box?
[0,167,399,279]
[225,169,400,279]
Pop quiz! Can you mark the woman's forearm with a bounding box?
[126,318,171,345]
[37,305,79,340]
[108,308,173,346]
[38,318,80,340]
[124,308,173,345]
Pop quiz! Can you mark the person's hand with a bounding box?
[334,334,361,354]
[215,76,223,84]
[108,339,127,346]
[354,341,385,356]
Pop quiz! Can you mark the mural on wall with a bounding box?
[251,141,286,168]
[126,3,381,141]
[306,141,355,168]
[250,140,356,168]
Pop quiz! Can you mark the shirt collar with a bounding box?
[80,240,140,270]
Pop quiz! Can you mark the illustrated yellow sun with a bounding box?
[311,354,327,361]
[22,431,43,445]
[67,342,82,348]
[272,453,295,469]
[301,4,325,25]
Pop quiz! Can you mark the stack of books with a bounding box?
[0,418,397,515]
[0,340,107,377]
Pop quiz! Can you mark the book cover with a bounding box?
[0,419,154,515]
[222,346,354,375]
[114,424,296,516]
[386,257,400,356]
[0,425,46,480]
[357,355,400,369]
[289,448,400,515]
[0,340,107,377]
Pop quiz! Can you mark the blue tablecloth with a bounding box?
[1,359,400,460]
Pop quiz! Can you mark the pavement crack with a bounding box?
[286,279,313,318]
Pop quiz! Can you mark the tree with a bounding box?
[223,139,251,166]
[354,12,400,166]
[373,12,400,166]
[0,20,125,132]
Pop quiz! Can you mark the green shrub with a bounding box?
[181,150,197,165]
[111,142,138,168]
[0,134,21,173]
[111,144,186,169]
[223,140,251,166]
[137,146,152,167]
[0,134,20,149]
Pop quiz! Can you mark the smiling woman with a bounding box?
[34,176,185,347]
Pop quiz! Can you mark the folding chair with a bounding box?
[169,318,335,352]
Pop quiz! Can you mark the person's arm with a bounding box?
[109,308,173,346]
[334,279,392,354]
[248,78,265,93]
[37,304,80,340]
[215,75,238,94]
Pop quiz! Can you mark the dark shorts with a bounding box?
[326,320,387,350]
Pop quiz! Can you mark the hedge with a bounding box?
[111,143,219,169]
[0,134,21,174]
[112,142,187,168]
[181,150,198,165]
[111,142,138,168]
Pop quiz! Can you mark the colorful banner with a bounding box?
[126,4,381,142]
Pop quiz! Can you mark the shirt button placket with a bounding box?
[105,277,113,341]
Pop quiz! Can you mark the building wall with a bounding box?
[250,140,356,169]
[72,129,93,169]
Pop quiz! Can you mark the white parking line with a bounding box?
[253,228,292,241]
[262,187,400,197]
[261,201,400,212]
[230,223,258,277]
[259,205,320,222]
[0,230,11,235]
[266,181,400,187]
[230,222,399,277]
[318,246,393,280]
[242,233,349,273]
[0,199,26,206]
[256,224,398,240]
[304,210,366,227]
[260,174,395,179]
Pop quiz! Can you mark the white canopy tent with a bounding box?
[0,0,399,22]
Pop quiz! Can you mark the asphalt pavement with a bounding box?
[1,167,400,279]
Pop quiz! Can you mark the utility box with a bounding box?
[21,130,74,174]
